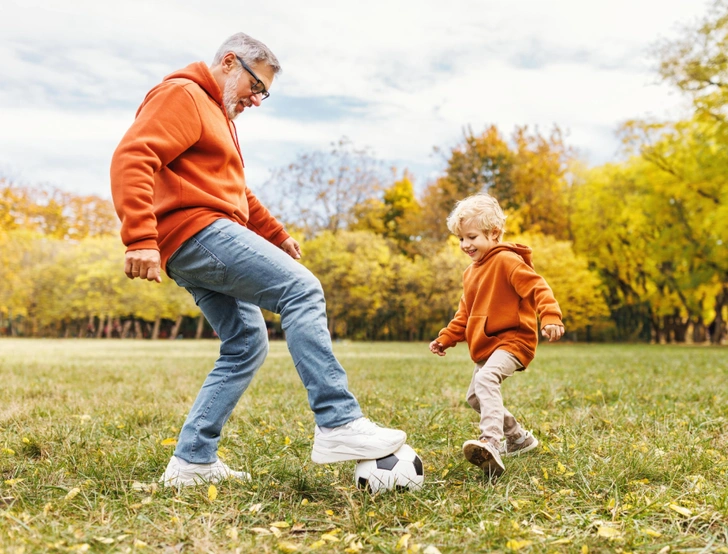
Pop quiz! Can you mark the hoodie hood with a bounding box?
[164,62,223,107]
[477,242,534,269]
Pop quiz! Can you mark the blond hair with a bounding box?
[446,193,506,241]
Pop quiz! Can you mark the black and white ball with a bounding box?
[354,444,424,493]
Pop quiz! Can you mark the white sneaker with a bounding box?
[159,456,251,487]
[311,417,406,464]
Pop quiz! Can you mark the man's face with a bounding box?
[222,60,275,120]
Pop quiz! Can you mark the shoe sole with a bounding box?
[311,436,406,464]
[502,436,539,458]
[160,472,251,487]
[462,442,505,478]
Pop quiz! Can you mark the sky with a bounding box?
[0,0,709,199]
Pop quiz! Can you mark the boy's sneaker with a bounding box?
[462,439,505,478]
[311,417,406,463]
[159,456,251,487]
[501,430,539,457]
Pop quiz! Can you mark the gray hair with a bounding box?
[212,32,282,74]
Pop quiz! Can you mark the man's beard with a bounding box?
[223,69,245,120]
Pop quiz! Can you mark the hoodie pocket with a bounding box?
[465,316,488,345]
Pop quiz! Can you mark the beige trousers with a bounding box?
[466,349,524,445]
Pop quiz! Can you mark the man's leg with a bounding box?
[166,219,404,462]
[174,292,268,464]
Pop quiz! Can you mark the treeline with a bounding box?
[1,3,726,343]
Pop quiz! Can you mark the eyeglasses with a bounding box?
[235,55,270,100]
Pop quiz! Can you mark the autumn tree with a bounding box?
[262,137,385,238]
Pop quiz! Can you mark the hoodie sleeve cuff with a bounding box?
[436,332,457,348]
[540,315,563,328]
[126,240,159,252]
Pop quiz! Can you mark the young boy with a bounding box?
[429,194,564,477]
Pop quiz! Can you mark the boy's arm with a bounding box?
[435,295,469,349]
[509,263,563,328]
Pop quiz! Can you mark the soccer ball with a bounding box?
[354,444,424,493]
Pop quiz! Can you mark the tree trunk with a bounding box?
[134,320,143,339]
[96,315,105,339]
[121,320,132,339]
[710,286,727,345]
[151,317,161,340]
[170,315,183,340]
[195,314,205,339]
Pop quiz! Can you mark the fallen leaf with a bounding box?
[208,485,217,502]
[160,438,177,446]
[65,487,81,500]
[277,541,298,553]
[396,534,410,550]
[668,504,692,517]
[506,539,533,550]
[251,527,271,535]
[597,526,621,538]
[271,521,290,528]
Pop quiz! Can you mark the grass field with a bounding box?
[0,339,727,553]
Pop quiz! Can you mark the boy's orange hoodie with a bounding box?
[437,243,563,367]
[110,62,289,270]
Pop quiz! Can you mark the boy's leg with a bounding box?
[462,349,522,476]
[469,350,523,445]
[166,219,404,462]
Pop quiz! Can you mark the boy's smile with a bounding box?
[458,220,499,263]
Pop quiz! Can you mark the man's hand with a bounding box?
[429,340,446,356]
[541,324,565,342]
[280,237,302,260]
[124,249,162,283]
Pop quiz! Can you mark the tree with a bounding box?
[262,137,385,238]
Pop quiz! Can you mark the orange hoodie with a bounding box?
[110,62,289,270]
[437,243,563,367]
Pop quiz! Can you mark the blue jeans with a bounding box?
[166,219,362,463]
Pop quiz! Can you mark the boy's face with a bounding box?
[457,220,499,263]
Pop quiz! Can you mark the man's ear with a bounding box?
[221,52,236,74]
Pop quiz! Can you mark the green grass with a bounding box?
[0,339,727,553]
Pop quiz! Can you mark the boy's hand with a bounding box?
[429,340,446,356]
[541,324,565,342]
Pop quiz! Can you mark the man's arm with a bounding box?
[110,82,202,279]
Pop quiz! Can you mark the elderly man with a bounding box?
[110,32,405,487]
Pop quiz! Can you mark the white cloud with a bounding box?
[0,0,711,197]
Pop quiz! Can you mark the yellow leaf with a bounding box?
[271,521,290,528]
[133,540,147,548]
[668,504,692,517]
[277,541,299,553]
[557,462,566,474]
[301,499,309,506]
[321,533,340,542]
[506,539,533,551]
[93,537,115,544]
[208,485,218,502]
[4,478,24,486]
[441,469,449,478]
[309,540,326,551]
[1,448,15,455]
[325,510,334,516]
[396,534,411,550]
[22,437,30,444]
[551,538,571,544]
[284,436,291,445]
[160,438,177,446]
[226,527,239,540]
[541,468,549,480]
[597,526,621,538]
[65,487,81,500]
[581,546,589,554]
[251,527,271,535]
[644,529,661,537]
